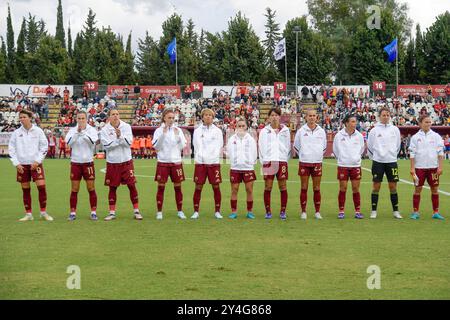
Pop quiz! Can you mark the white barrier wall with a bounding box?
[0,85,73,98]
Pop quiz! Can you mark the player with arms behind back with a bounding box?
[293,109,327,220]
[333,114,365,219]
[367,107,402,219]
[191,108,224,220]
[152,109,187,220]
[65,111,99,221]
[226,117,258,219]
[101,109,142,221]
[409,115,445,220]
[258,108,291,220]
[8,110,53,222]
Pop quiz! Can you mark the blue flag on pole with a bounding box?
[384,38,398,63]
[167,38,177,64]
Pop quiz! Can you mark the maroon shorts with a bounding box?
[262,161,288,181]
[155,162,185,183]
[71,162,95,181]
[415,168,439,187]
[298,163,323,177]
[105,160,136,187]
[230,170,257,184]
[194,164,222,185]
[337,167,362,181]
[16,164,45,183]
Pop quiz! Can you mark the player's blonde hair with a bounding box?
[201,108,215,118]
[162,108,175,123]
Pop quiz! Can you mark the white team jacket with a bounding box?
[333,128,365,167]
[409,129,444,169]
[100,120,133,164]
[9,125,48,167]
[226,132,258,171]
[152,123,187,163]
[193,124,223,164]
[367,122,401,163]
[293,124,327,164]
[258,124,291,164]
[65,125,99,163]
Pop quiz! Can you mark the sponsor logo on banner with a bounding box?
[0,84,73,98]
[107,85,181,98]
[397,85,446,98]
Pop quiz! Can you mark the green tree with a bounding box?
[136,31,160,84]
[307,0,412,83]
[201,32,226,85]
[0,37,7,83]
[262,7,282,83]
[422,11,450,83]
[16,18,27,83]
[27,35,69,83]
[67,22,73,58]
[283,16,334,85]
[403,36,416,83]
[26,14,42,54]
[6,5,15,82]
[221,12,265,84]
[120,32,136,84]
[55,0,66,48]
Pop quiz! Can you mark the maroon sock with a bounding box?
[70,191,78,212]
[174,186,183,212]
[353,192,361,212]
[280,190,288,213]
[193,189,202,212]
[127,184,139,206]
[413,194,420,212]
[89,190,97,212]
[157,185,165,212]
[231,199,238,212]
[22,188,32,213]
[432,194,439,213]
[338,191,346,212]
[264,190,271,213]
[37,185,47,212]
[314,190,321,213]
[300,189,307,212]
[213,186,221,212]
[247,201,253,212]
[109,187,117,211]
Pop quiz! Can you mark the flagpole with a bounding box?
[285,48,288,98]
[396,38,398,97]
[175,38,178,86]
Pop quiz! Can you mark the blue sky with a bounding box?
[0,0,448,51]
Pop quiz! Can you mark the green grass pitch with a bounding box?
[0,158,449,300]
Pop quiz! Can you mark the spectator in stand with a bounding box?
[45,85,54,101]
[82,86,89,100]
[123,86,130,103]
[301,85,309,100]
[134,83,141,100]
[63,87,70,104]
[47,132,57,159]
[59,135,67,159]
[184,86,192,99]
[310,85,319,102]
[445,134,450,160]
[42,99,49,121]
[446,84,450,103]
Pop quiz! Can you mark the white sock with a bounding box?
[134,209,140,214]
[70,212,76,216]
[109,211,116,215]
[91,211,96,215]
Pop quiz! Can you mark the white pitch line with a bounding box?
[323,161,450,197]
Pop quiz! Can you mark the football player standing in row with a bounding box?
[293,109,327,220]
[191,109,224,220]
[368,107,403,219]
[333,114,365,219]
[258,108,291,220]
[409,115,445,220]
[9,110,53,222]
[101,109,142,221]
[226,117,258,219]
[65,111,99,221]
[152,109,187,220]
